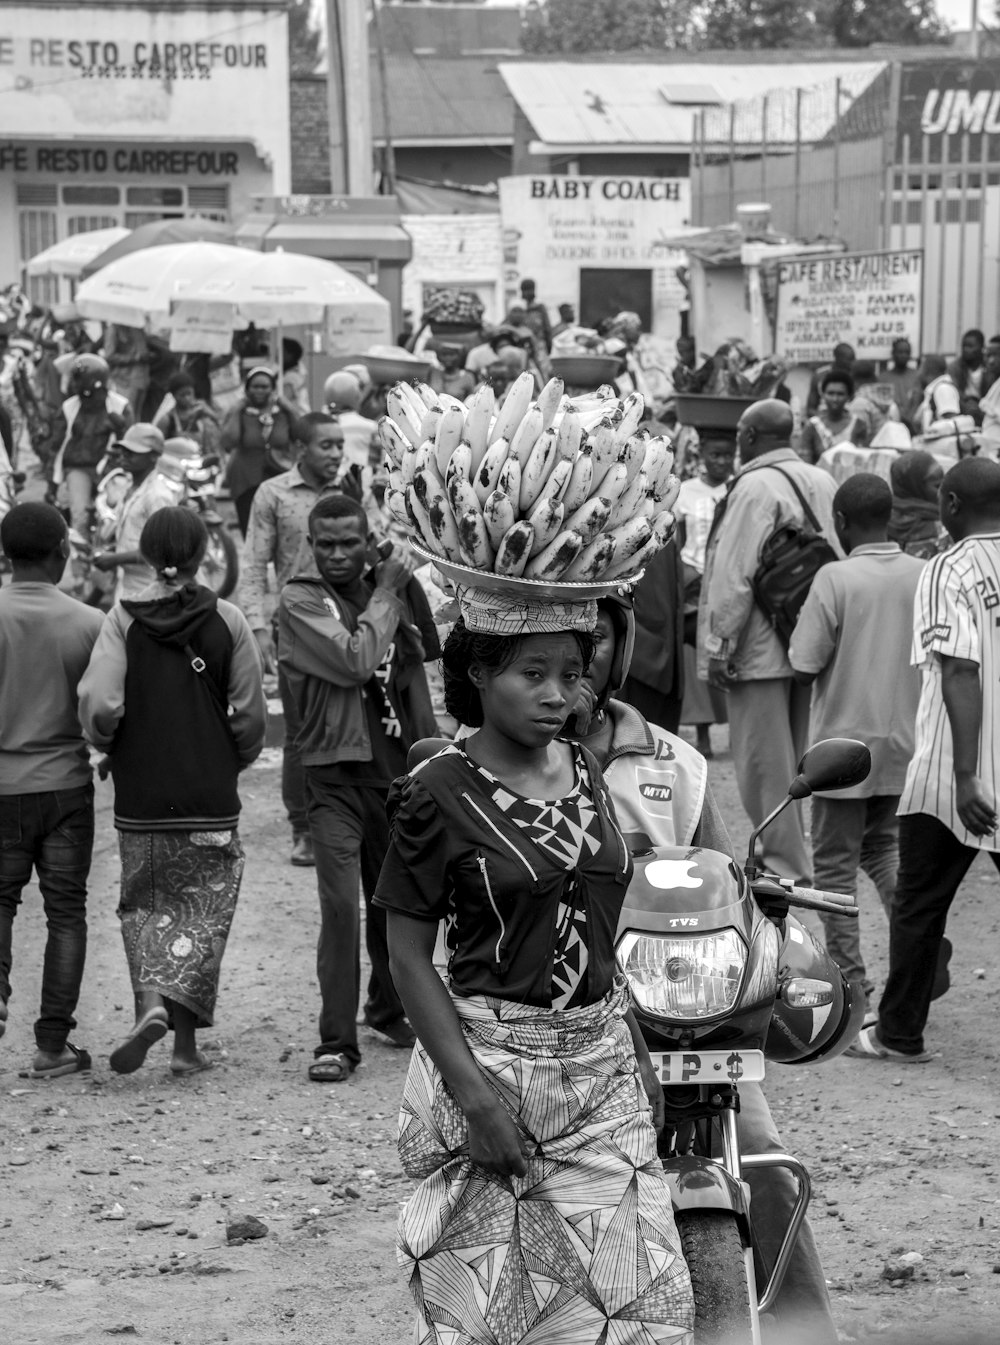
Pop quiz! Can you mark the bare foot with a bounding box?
[170,1049,212,1076]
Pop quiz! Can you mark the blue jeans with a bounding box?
[0,785,95,1052]
[305,774,405,1067]
[811,794,899,997]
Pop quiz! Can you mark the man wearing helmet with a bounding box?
[323,371,378,473]
[564,595,839,1345]
[42,354,132,536]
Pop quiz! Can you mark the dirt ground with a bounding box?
[3,727,999,1345]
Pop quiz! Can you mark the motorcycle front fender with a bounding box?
[662,1155,751,1232]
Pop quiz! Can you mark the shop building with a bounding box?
[0,0,290,300]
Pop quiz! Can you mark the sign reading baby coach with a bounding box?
[500,175,690,271]
[774,249,923,365]
[498,174,691,333]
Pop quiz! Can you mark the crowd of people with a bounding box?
[2,278,999,1342]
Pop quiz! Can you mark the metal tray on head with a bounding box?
[408,541,642,600]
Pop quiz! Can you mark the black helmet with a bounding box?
[70,353,109,396]
[596,592,636,711]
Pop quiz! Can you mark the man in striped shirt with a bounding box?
[853,458,1000,1061]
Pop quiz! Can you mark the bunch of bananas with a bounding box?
[378,371,680,585]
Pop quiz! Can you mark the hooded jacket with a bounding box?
[278,572,437,770]
[78,581,266,830]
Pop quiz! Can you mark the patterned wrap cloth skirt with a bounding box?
[117,829,245,1027]
[397,978,694,1344]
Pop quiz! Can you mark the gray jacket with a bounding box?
[699,447,840,681]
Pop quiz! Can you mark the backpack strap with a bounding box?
[732,461,824,533]
[183,641,228,712]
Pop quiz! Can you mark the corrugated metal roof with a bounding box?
[372,53,513,143]
[498,60,888,149]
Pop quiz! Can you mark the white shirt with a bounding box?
[919,375,962,432]
[980,378,1000,456]
[675,475,727,574]
[115,470,181,600]
[898,533,1000,849]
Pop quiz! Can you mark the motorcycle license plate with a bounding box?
[647,1049,765,1085]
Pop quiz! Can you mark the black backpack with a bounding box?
[734,463,837,650]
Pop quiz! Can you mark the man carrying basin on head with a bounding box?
[563,593,841,1345]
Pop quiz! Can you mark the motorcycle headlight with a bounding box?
[617,929,747,1020]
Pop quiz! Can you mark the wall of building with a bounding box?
[290,74,510,193]
[401,213,504,325]
[0,2,289,287]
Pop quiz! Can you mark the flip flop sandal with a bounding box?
[109,1007,169,1075]
[308,1053,354,1083]
[844,1025,932,1063]
[21,1043,93,1079]
[170,1052,213,1077]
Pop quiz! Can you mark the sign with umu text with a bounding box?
[774,249,923,365]
[897,60,1000,161]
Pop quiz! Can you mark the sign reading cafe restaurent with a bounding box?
[774,250,923,365]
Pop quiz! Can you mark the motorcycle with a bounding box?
[60,451,239,606]
[616,736,871,1343]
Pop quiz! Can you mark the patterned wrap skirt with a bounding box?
[397,978,695,1344]
[117,829,245,1027]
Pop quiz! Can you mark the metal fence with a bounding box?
[691,66,1000,354]
[692,71,889,249]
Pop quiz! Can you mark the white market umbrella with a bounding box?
[74,242,252,327]
[26,227,131,280]
[175,249,393,357]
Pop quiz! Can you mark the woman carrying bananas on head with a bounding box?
[372,374,692,1344]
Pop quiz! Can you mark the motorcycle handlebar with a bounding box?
[784,885,859,918]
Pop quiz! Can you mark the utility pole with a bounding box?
[325,0,373,195]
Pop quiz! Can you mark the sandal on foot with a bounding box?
[364,1015,416,1049]
[844,1025,931,1063]
[109,1007,169,1075]
[21,1042,92,1079]
[171,1051,213,1077]
[308,1052,354,1083]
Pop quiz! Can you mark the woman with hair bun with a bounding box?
[79,507,266,1076]
[372,593,694,1344]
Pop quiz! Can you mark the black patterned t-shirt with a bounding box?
[459,748,604,1009]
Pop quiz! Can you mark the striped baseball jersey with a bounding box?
[898,532,1000,849]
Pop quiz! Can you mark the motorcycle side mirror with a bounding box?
[745,737,871,878]
[787,738,872,800]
